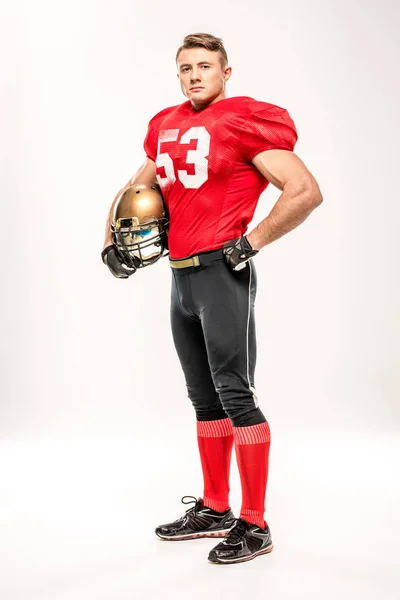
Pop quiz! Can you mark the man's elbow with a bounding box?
[309,186,323,209]
[293,177,323,210]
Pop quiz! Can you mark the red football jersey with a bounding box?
[143,96,298,259]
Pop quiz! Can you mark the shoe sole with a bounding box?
[156,528,233,541]
[208,544,274,564]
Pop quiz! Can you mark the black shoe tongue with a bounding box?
[232,518,249,537]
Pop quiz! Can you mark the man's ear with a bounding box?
[224,67,232,82]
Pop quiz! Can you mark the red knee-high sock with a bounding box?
[233,421,271,529]
[197,418,234,513]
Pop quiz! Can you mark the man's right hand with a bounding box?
[101,245,136,279]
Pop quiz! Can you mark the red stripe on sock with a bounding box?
[233,421,270,445]
[197,417,233,438]
[240,509,266,529]
[203,496,231,513]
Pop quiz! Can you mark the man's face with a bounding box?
[177,47,232,110]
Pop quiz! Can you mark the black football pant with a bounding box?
[170,249,266,427]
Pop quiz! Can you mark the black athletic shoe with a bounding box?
[155,496,236,541]
[208,517,274,564]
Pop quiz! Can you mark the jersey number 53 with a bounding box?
[156,126,210,190]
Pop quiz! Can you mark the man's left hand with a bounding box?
[222,236,259,272]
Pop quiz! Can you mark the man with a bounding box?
[102,33,323,564]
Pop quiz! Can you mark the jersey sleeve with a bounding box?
[143,117,158,162]
[235,101,298,161]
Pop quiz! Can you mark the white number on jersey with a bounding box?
[156,126,210,190]
[156,129,179,186]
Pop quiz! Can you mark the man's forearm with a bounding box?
[246,180,323,251]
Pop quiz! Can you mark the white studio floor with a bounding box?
[0,429,398,600]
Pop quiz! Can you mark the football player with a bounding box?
[102,33,323,564]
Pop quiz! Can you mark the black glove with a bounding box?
[101,245,136,279]
[222,236,258,272]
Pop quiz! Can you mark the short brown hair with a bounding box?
[176,33,228,68]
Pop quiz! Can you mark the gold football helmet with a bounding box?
[111,183,169,268]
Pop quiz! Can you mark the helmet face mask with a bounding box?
[111,184,169,268]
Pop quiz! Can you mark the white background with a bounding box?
[0,0,399,598]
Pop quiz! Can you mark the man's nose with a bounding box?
[190,70,201,83]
